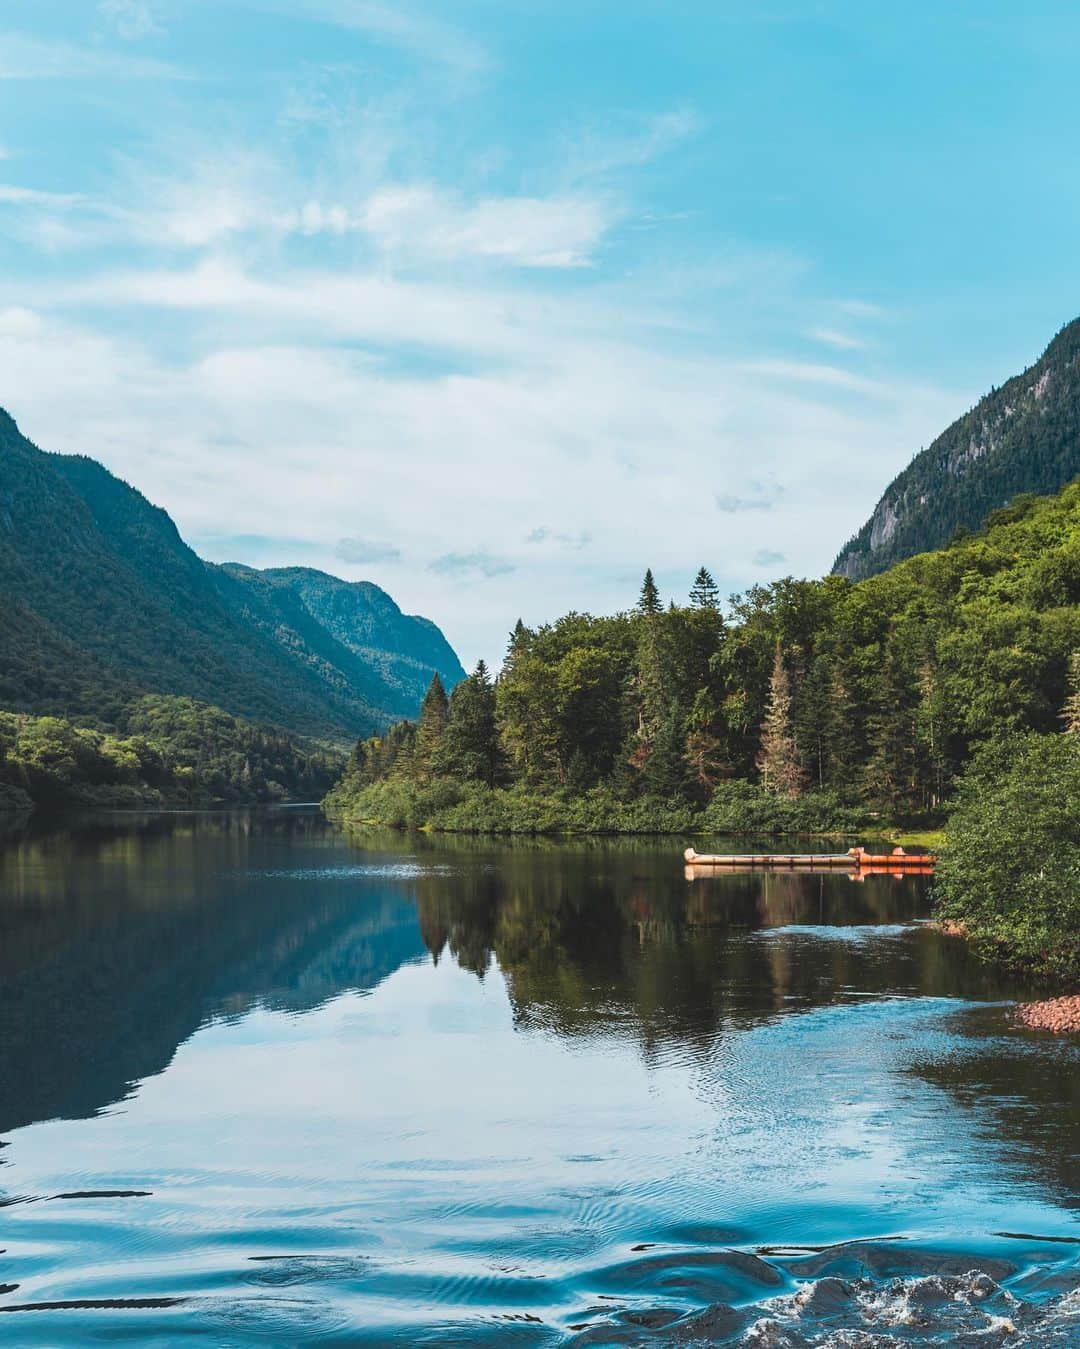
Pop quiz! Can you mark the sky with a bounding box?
[3,2,1080,666]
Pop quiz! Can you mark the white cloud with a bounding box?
[0,292,966,664]
[336,537,403,565]
[808,327,865,351]
[558,107,701,187]
[715,481,784,513]
[526,527,591,550]
[835,298,886,319]
[357,185,611,268]
[429,552,516,579]
[0,184,86,209]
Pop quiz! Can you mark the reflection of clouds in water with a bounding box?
[252,863,459,881]
[753,922,917,943]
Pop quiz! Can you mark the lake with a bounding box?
[0,808,1076,1345]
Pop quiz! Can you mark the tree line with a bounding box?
[330,481,1080,830]
[0,695,343,811]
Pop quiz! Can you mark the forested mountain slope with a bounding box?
[216,566,464,720]
[834,317,1080,580]
[0,410,462,742]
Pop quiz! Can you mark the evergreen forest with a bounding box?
[328,480,1080,837]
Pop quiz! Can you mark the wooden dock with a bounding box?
[683,846,936,872]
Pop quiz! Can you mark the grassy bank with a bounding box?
[323,776,881,836]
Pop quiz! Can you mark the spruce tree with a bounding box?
[445,661,500,784]
[414,673,449,776]
[864,637,918,814]
[689,566,720,610]
[637,568,661,615]
[756,642,806,796]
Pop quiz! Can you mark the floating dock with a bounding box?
[683,846,936,872]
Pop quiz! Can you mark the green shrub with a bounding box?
[934,734,1080,982]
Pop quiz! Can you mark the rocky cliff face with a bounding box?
[834,318,1080,580]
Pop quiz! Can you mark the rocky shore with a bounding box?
[1016,994,1080,1033]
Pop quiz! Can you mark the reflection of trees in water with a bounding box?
[405,842,1078,1207]
[410,848,942,1047]
[3,815,1070,1211]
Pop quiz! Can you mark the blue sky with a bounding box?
[2,1,1079,664]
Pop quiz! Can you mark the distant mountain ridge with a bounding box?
[0,410,463,741]
[833,317,1080,580]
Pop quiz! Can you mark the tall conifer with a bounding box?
[756,642,806,796]
[637,569,661,615]
[414,673,449,776]
[689,566,720,610]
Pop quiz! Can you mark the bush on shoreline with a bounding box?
[934,734,1080,983]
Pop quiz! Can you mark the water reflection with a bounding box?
[0,811,1074,1344]
[0,810,424,1134]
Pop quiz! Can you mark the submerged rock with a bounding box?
[564,1269,1080,1346]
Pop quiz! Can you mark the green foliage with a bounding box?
[328,481,1080,840]
[443,661,502,785]
[0,696,343,810]
[414,674,450,777]
[689,566,720,610]
[934,735,1080,982]
[700,781,868,834]
[637,568,661,616]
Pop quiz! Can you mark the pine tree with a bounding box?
[346,737,369,779]
[864,636,919,814]
[689,566,720,610]
[444,660,501,784]
[1064,651,1080,736]
[414,673,449,777]
[637,568,661,615]
[505,619,529,667]
[756,642,806,796]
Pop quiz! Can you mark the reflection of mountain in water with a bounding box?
[1,814,1074,1218]
[0,810,425,1135]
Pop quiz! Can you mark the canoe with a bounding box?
[683,846,936,870]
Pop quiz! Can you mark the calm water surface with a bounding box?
[0,809,1076,1345]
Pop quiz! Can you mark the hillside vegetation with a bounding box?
[0,695,342,811]
[834,317,1080,580]
[0,409,463,744]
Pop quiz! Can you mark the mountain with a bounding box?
[0,410,464,742]
[216,565,463,721]
[833,317,1080,580]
